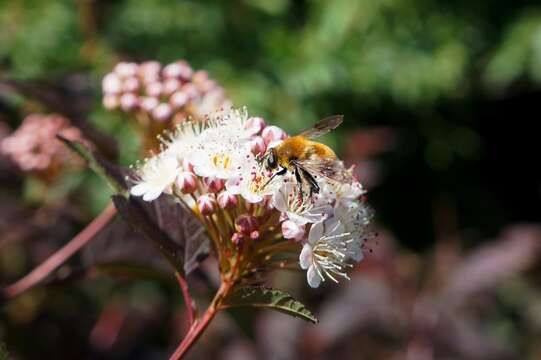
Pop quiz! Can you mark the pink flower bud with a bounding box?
[249,136,266,155]
[192,70,209,84]
[217,191,237,209]
[163,61,193,80]
[244,117,266,136]
[182,158,194,173]
[102,94,119,110]
[170,91,188,110]
[145,82,163,98]
[163,78,181,96]
[180,83,199,100]
[114,62,138,79]
[204,176,224,193]
[102,73,122,94]
[262,126,287,145]
[122,77,140,93]
[140,97,159,113]
[119,93,138,112]
[235,215,258,234]
[281,220,305,240]
[231,232,244,247]
[176,171,197,194]
[250,230,260,241]
[139,61,161,80]
[197,79,217,93]
[152,103,172,122]
[197,194,216,216]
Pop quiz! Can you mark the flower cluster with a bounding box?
[102,59,230,127]
[1,114,89,179]
[129,108,371,288]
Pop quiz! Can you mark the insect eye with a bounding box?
[267,152,277,169]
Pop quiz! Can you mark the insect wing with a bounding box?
[293,157,352,184]
[297,115,344,139]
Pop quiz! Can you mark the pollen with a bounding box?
[211,153,231,170]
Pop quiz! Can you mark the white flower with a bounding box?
[186,108,255,179]
[299,218,353,288]
[130,153,180,201]
[320,179,365,207]
[272,182,331,226]
[226,155,280,203]
[335,200,372,262]
[161,120,207,162]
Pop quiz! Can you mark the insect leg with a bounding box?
[300,168,320,197]
[293,166,305,202]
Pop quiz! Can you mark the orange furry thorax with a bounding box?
[274,136,336,169]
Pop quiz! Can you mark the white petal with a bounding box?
[308,221,324,244]
[142,188,162,201]
[349,247,364,262]
[130,183,149,196]
[271,187,287,213]
[299,244,312,270]
[242,189,263,204]
[307,265,322,288]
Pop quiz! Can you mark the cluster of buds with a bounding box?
[129,108,371,288]
[1,114,89,180]
[102,60,230,152]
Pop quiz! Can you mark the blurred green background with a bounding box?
[1,1,541,359]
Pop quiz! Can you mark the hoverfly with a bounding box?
[260,115,352,198]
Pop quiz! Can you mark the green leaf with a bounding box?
[221,286,318,324]
[57,135,129,195]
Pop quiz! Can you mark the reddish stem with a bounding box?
[2,203,117,299]
[169,282,229,360]
[169,250,242,360]
[175,272,196,326]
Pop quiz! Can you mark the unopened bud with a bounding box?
[182,158,194,173]
[152,103,172,122]
[145,82,163,98]
[192,70,209,84]
[176,171,197,194]
[140,97,159,113]
[204,176,224,193]
[163,61,193,80]
[114,62,138,79]
[102,94,119,110]
[262,125,287,145]
[235,215,258,234]
[102,73,122,94]
[163,78,181,96]
[197,194,216,216]
[122,77,140,93]
[231,232,244,247]
[217,191,237,209]
[180,83,199,100]
[170,91,188,110]
[119,93,138,112]
[281,220,305,241]
[139,61,161,81]
[245,117,266,136]
[250,230,260,241]
[249,136,266,155]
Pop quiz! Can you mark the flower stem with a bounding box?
[2,202,116,300]
[175,272,196,326]
[168,281,230,360]
[169,246,243,360]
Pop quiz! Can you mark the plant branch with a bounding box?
[175,272,196,326]
[168,282,230,360]
[2,203,116,300]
